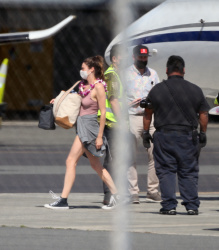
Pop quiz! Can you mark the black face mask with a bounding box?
[135,60,147,69]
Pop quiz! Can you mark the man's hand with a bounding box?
[142,130,153,149]
[199,131,207,148]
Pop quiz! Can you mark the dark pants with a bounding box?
[103,126,115,194]
[153,130,200,211]
[103,125,135,195]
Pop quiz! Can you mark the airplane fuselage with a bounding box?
[105,0,219,99]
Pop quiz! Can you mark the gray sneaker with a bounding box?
[102,194,120,210]
[146,192,162,203]
[44,197,69,210]
[130,194,140,204]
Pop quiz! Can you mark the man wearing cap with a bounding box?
[123,44,161,204]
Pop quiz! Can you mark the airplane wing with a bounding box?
[0,15,76,45]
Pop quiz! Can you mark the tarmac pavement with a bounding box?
[1,192,219,249]
[1,192,219,235]
[0,121,219,193]
[0,121,219,249]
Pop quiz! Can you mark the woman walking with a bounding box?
[44,55,119,210]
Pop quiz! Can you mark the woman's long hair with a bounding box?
[83,55,106,81]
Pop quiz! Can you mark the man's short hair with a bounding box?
[166,55,185,74]
[110,44,123,62]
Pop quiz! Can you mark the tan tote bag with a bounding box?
[53,81,82,129]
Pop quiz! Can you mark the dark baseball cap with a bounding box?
[133,45,150,56]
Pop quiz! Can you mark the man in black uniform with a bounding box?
[141,55,210,215]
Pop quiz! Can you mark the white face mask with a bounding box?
[80,70,91,80]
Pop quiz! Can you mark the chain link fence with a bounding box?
[0,1,156,120]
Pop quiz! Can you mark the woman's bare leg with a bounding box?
[61,135,84,198]
[85,149,118,194]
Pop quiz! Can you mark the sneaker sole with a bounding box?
[160,212,176,215]
[187,210,199,215]
[146,198,161,203]
[44,204,69,210]
[132,201,140,204]
[160,210,176,215]
[102,205,116,210]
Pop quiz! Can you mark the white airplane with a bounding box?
[105,0,219,114]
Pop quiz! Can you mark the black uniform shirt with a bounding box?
[147,75,210,129]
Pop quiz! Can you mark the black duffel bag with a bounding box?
[38,104,56,130]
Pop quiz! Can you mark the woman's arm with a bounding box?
[95,83,106,149]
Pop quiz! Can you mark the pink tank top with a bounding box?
[79,91,99,116]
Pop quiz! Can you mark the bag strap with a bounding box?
[164,80,196,128]
[54,80,81,117]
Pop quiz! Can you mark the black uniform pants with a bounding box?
[153,130,200,211]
